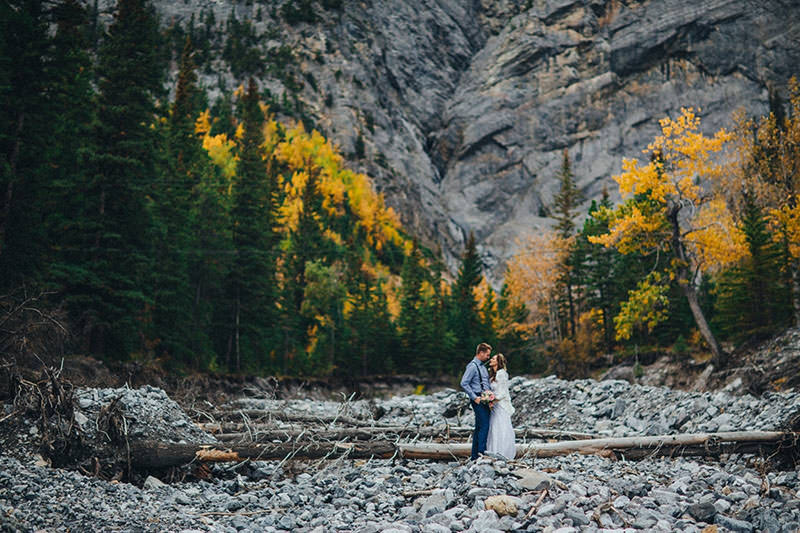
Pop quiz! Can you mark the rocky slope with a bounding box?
[92,0,800,279]
[2,375,799,531]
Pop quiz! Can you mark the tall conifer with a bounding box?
[150,36,210,366]
[552,149,582,337]
[0,0,56,286]
[714,194,791,341]
[397,240,431,373]
[227,78,279,371]
[76,0,164,357]
[448,233,485,365]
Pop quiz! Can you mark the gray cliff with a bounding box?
[108,0,800,281]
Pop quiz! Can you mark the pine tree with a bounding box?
[579,192,616,349]
[0,0,57,286]
[150,36,211,367]
[713,194,791,341]
[300,260,347,375]
[448,233,485,365]
[551,149,582,338]
[553,149,581,238]
[352,280,399,375]
[397,240,432,373]
[227,78,279,372]
[46,0,100,312]
[579,190,651,351]
[75,0,164,357]
[397,241,452,373]
[480,284,498,344]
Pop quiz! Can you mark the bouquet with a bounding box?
[478,390,496,408]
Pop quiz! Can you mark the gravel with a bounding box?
[2,375,799,532]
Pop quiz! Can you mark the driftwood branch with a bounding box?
[211,410,367,426]
[128,431,799,468]
[201,424,596,443]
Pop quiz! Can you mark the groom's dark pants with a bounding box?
[471,401,490,460]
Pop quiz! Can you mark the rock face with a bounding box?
[115,0,800,279]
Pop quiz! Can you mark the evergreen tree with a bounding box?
[0,0,57,286]
[448,233,485,365]
[338,241,398,376]
[281,161,329,373]
[194,160,232,371]
[397,240,436,374]
[227,78,279,371]
[281,0,317,25]
[480,284,498,345]
[150,36,211,367]
[579,192,617,350]
[352,280,399,375]
[46,0,99,313]
[75,0,164,357]
[714,194,791,341]
[300,260,347,375]
[551,148,582,337]
[553,149,581,238]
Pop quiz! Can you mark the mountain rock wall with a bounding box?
[114,0,799,280]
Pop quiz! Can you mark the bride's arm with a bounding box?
[494,370,510,400]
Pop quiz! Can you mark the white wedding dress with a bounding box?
[486,369,516,460]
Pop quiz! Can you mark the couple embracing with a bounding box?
[460,342,516,460]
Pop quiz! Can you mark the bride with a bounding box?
[486,353,516,460]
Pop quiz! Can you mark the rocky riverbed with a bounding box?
[2,375,799,532]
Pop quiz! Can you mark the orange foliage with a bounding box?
[505,229,570,339]
[590,108,745,270]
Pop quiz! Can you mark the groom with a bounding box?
[460,342,492,460]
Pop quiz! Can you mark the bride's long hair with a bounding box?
[488,353,507,381]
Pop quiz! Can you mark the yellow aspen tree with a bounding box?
[590,108,745,364]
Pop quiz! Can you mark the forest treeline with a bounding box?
[2,0,799,379]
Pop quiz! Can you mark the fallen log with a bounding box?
[130,440,397,468]
[398,431,800,460]
[204,425,596,443]
[128,431,798,468]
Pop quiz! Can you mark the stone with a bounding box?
[73,411,89,427]
[484,495,520,517]
[536,500,565,517]
[687,502,716,523]
[174,492,193,506]
[651,489,679,504]
[143,476,166,490]
[713,499,731,513]
[467,487,495,500]
[420,491,449,517]
[564,507,589,526]
[421,524,450,533]
[612,398,627,418]
[513,469,553,491]
[469,510,502,531]
[715,515,754,533]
